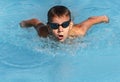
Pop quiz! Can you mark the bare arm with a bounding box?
[20,18,49,37]
[77,15,109,35]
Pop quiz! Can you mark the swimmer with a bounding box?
[20,5,109,42]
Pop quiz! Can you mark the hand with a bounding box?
[103,15,109,23]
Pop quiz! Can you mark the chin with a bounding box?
[58,39,65,42]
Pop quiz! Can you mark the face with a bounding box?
[48,16,72,42]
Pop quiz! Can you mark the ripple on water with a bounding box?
[0,41,54,69]
[0,36,89,69]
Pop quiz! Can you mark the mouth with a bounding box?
[58,35,64,40]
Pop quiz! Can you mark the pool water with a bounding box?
[0,0,120,82]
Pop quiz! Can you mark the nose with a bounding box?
[58,26,63,32]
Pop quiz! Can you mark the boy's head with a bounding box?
[47,5,71,22]
[47,5,73,42]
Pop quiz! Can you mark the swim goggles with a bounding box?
[47,19,71,29]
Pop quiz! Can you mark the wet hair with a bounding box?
[47,5,71,22]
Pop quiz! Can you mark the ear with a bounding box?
[69,21,73,30]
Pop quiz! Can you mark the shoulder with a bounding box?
[68,24,85,38]
[37,24,49,37]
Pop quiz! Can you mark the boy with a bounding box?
[20,5,109,42]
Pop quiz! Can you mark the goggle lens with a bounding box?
[48,19,71,29]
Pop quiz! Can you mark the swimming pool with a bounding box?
[0,0,120,82]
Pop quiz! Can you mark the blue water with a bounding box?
[0,0,120,82]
